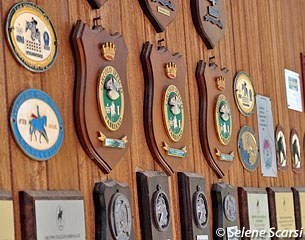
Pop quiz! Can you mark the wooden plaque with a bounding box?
[292,187,305,238]
[238,187,270,237]
[275,125,288,172]
[138,0,177,32]
[267,187,296,237]
[141,42,190,175]
[290,129,302,173]
[137,171,172,240]
[19,190,86,240]
[93,180,135,240]
[87,0,108,9]
[212,183,239,239]
[73,21,132,173]
[178,172,210,240]
[191,0,226,49]
[0,191,14,240]
[196,60,236,178]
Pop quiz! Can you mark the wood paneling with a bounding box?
[1,0,305,239]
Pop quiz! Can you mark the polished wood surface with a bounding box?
[1,0,305,239]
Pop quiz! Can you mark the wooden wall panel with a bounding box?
[1,0,305,239]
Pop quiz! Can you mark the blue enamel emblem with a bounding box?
[10,89,64,160]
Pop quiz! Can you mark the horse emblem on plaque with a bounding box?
[196,58,236,178]
[139,0,178,32]
[10,89,64,160]
[191,0,226,49]
[73,21,132,173]
[6,2,58,72]
[141,42,190,175]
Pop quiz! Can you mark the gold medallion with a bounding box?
[234,71,256,116]
[163,85,184,142]
[97,66,125,131]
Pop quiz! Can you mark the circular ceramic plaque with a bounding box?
[193,189,208,228]
[10,89,64,160]
[275,125,288,171]
[238,126,259,171]
[234,71,256,116]
[163,85,184,142]
[215,94,232,145]
[153,186,170,231]
[97,66,124,131]
[6,2,58,72]
[109,193,132,240]
[223,194,237,222]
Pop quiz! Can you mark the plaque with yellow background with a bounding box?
[275,192,296,231]
[0,200,15,240]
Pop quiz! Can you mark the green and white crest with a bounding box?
[215,94,232,145]
[163,85,184,142]
[97,66,124,131]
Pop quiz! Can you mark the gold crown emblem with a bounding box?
[165,62,177,79]
[101,42,116,61]
[216,76,225,90]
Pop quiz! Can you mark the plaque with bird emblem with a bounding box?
[72,20,132,173]
[139,0,177,32]
[93,180,135,240]
[275,125,288,172]
[19,191,86,240]
[87,0,108,9]
[178,172,210,240]
[191,0,226,49]
[137,171,173,240]
[6,2,58,72]
[141,42,190,175]
[237,126,259,172]
[267,187,296,236]
[238,187,271,236]
[10,89,64,161]
[212,183,239,239]
[290,129,302,173]
[196,58,237,178]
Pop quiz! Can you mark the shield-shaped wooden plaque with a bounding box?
[73,20,132,173]
[139,0,178,32]
[196,60,236,178]
[141,42,190,175]
[87,0,108,9]
[191,0,226,49]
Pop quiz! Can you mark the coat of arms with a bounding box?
[139,0,178,32]
[196,59,236,178]
[73,21,132,173]
[191,0,226,49]
[141,42,190,175]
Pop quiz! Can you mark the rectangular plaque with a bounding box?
[178,172,210,240]
[285,69,303,112]
[19,190,86,240]
[238,187,270,239]
[137,171,172,240]
[256,95,277,177]
[292,187,305,237]
[0,191,15,240]
[212,183,239,240]
[267,187,296,235]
